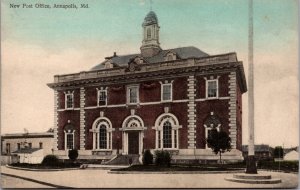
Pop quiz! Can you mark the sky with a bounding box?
[1,0,298,148]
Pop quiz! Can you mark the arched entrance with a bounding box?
[120,115,146,155]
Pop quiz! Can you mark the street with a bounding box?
[1,166,298,188]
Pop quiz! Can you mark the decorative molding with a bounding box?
[79,87,86,150]
[53,90,58,150]
[228,71,237,148]
[187,75,196,148]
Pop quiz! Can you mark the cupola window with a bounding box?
[147,28,151,39]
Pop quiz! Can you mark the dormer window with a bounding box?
[134,57,143,64]
[65,91,74,109]
[104,61,113,69]
[164,52,177,61]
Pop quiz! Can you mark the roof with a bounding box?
[143,11,158,26]
[91,46,209,71]
[2,132,54,139]
[12,148,41,154]
[242,145,272,152]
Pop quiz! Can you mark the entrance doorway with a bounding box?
[128,131,139,154]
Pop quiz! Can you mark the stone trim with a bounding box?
[79,87,86,150]
[228,71,237,148]
[187,75,196,148]
[53,90,58,150]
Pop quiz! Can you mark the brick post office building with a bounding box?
[48,11,247,163]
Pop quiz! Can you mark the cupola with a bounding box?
[140,11,162,57]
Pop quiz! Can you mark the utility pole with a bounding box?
[246,0,257,174]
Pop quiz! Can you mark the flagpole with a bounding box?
[246,0,257,174]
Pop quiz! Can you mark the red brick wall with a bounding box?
[57,89,80,109]
[74,89,80,108]
[173,77,188,100]
[58,91,65,109]
[140,81,160,102]
[57,111,80,150]
[236,82,243,150]
[196,73,229,99]
[195,99,229,148]
[84,103,188,150]
[85,87,97,107]
[108,85,126,105]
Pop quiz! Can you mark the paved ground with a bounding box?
[1,175,53,188]
[1,166,298,188]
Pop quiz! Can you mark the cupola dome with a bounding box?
[143,11,158,26]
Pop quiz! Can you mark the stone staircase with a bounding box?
[103,154,141,165]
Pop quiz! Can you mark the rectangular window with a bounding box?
[174,131,177,148]
[28,143,32,149]
[66,134,74,149]
[6,143,10,154]
[207,80,218,98]
[127,86,139,104]
[17,143,21,150]
[98,90,107,106]
[158,132,161,149]
[39,142,43,149]
[162,84,172,101]
[65,93,74,109]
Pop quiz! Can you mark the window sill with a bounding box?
[65,108,74,110]
[92,150,112,156]
[126,103,140,106]
[161,100,172,103]
[97,105,108,108]
[206,97,218,100]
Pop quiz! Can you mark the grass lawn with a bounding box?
[9,162,81,169]
[112,161,299,172]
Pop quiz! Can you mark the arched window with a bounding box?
[154,113,181,149]
[64,122,75,150]
[99,125,107,149]
[147,28,151,39]
[163,121,172,148]
[91,117,113,150]
[204,112,221,149]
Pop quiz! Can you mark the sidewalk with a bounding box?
[1,166,298,188]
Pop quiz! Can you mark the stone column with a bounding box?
[53,90,59,150]
[228,72,237,148]
[79,87,86,150]
[187,75,196,149]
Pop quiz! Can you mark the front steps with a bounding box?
[225,173,282,184]
[102,154,141,165]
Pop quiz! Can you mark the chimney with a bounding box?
[113,52,117,57]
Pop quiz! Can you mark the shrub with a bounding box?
[41,155,60,166]
[68,149,79,162]
[154,150,172,167]
[143,149,153,165]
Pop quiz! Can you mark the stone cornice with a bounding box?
[47,52,247,93]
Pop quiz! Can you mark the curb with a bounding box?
[1,173,73,188]
[5,164,79,172]
[108,169,245,174]
[258,169,298,174]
